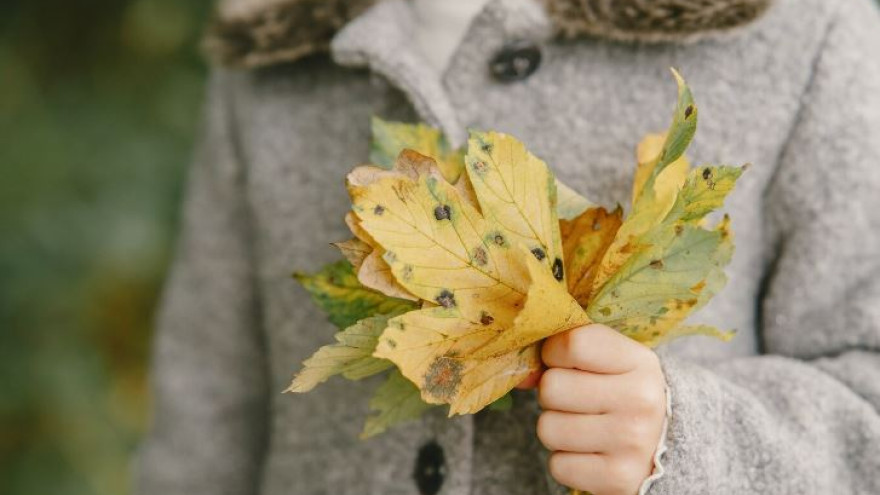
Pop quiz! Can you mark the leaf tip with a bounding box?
[670,67,685,86]
[284,379,307,394]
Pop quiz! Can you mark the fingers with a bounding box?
[538,368,633,414]
[549,452,649,495]
[542,324,652,374]
[538,409,660,458]
[537,410,617,452]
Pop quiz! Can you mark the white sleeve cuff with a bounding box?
[637,383,672,495]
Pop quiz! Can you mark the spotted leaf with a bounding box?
[370,117,466,183]
[286,313,402,393]
[373,305,541,415]
[294,260,418,329]
[588,217,734,345]
[348,154,528,323]
[465,130,565,284]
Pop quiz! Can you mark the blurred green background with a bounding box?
[1,0,213,493]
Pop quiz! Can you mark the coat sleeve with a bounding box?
[134,70,268,495]
[651,1,880,493]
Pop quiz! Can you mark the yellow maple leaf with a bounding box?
[348,154,528,324]
[465,131,566,284]
[468,251,591,360]
[373,305,541,415]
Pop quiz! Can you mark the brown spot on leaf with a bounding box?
[480,311,494,326]
[471,160,488,174]
[685,105,694,119]
[552,258,564,281]
[401,264,414,281]
[373,205,385,216]
[434,204,452,221]
[650,259,664,269]
[472,246,488,266]
[436,290,456,308]
[702,168,712,180]
[674,298,699,310]
[386,339,397,349]
[531,247,546,261]
[674,225,684,236]
[424,356,463,401]
[492,233,507,247]
[480,142,493,153]
[620,242,637,254]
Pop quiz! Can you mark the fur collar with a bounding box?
[204,0,772,68]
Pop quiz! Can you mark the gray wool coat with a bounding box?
[135,0,880,494]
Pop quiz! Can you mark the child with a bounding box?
[136,0,880,494]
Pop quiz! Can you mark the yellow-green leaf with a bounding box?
[294,260,418,329]
[587,217,733,345]
[637,324,736,348]
[632,133,690,210]
[370,117,465,183]
[488,392,514,412]
[287,314,401,393]
[652,68,698,178]
[590,71,697,294]
[361,369,436,439]
[677,165,746,223]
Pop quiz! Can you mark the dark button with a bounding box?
[489,40,542,82]
[413,440,446,495]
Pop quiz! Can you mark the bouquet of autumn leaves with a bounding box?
[289,71,746,438]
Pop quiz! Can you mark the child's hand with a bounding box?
[518,324,667,495]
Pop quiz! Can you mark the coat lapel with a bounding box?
[329,0,465,145]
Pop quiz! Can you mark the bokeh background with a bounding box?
[1,0,213,493]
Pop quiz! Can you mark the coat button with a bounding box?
[489,40,542,82]
[413,441,446,495]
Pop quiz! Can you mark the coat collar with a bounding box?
[204,0,773,68]
[327,0,554,147]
